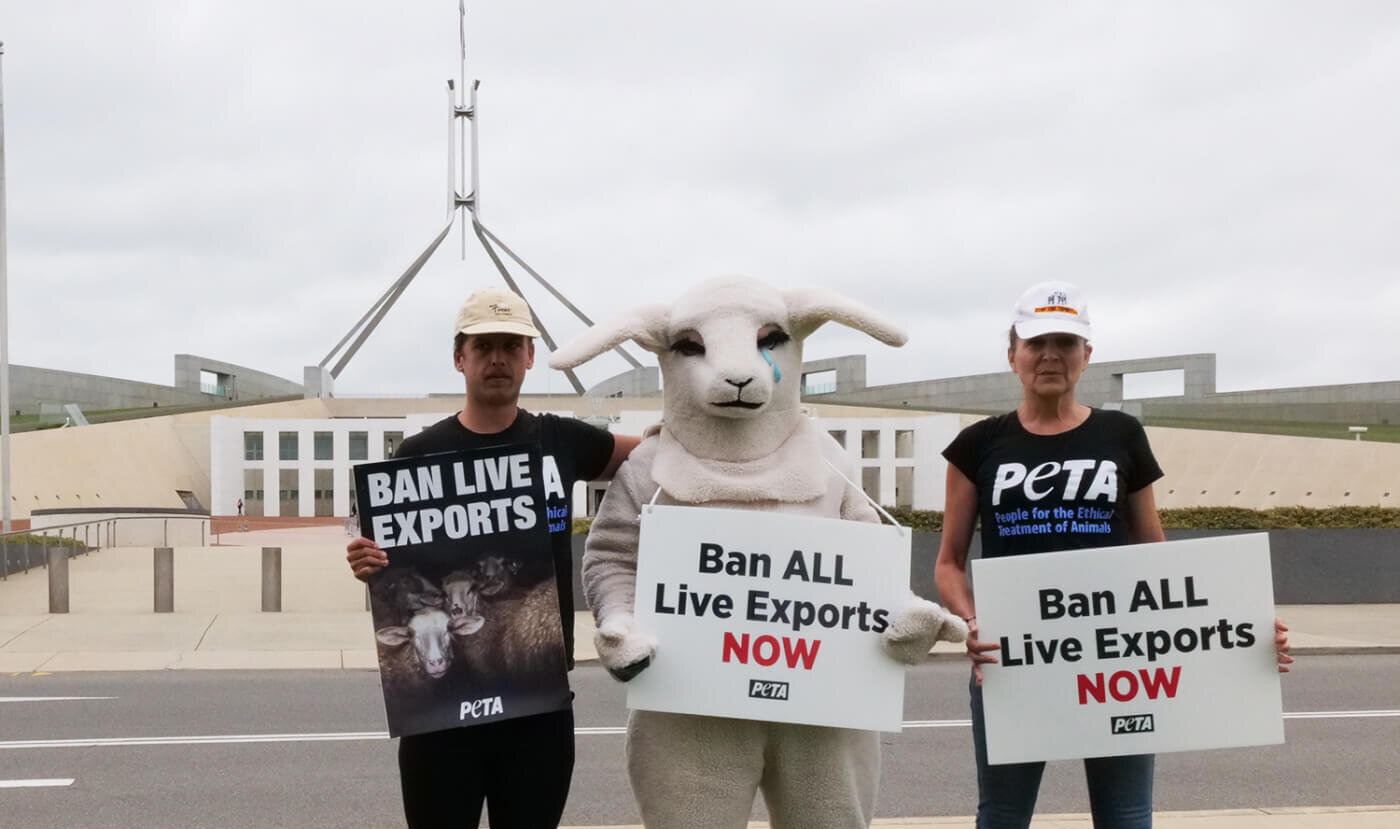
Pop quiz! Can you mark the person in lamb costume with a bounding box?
[549,275,968,829]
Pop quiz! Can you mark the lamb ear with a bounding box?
[782,288,908,347]
[549,303,671,369]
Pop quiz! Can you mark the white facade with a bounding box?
[209,410,962,519]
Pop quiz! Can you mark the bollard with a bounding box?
[154,547,174,613]
[261,547,282,612]
[47,546,70,613]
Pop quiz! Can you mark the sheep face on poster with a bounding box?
[376,608,485,681]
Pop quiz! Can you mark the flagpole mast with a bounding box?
[1,41,13,533]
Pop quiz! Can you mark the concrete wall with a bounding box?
[585,366,661,398]
[811,354,1217,412]
[8,357,303,417]
[799,355,867,395]
[9,364,214,416]
[812,351,1398,426]
[7,397,334,520]
[174,354,303,400]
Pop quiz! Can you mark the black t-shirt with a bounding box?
[394,409,614,666]
[942,409,1163,559]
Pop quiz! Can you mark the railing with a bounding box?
[0,515,210,581]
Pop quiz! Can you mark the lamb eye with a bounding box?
[757,329,790,350]
[670,338,705,357]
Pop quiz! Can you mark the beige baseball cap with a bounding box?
[453,286,541,338]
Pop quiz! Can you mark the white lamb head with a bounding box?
[550,275,906,462]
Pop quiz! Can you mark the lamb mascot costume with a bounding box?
[550,276,968,829]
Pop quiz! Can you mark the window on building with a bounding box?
[829,430,847,448]
[346,469,358,517]
[279,432,299,461]
[895,467,914,508]
[861,430,880,459]
[895,430,914,459]
[175,490,203,511]
[348,431,368,461]
[242,470,264,517]
[279,469,299,512]
[861,467,881,503]
[314,469,334,517]
[383,431,404,458]
[244,432,264,461]
[314,431,333,461]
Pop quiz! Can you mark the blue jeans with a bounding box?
[969,675,1154,829]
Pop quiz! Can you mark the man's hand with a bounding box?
[347,537,388,582]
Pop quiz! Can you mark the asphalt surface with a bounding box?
[2,656,1397,828]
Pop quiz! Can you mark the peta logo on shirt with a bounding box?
[992,460,1119,506]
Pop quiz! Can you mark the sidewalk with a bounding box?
[2,525,1399,671]
[564,807,1400,828]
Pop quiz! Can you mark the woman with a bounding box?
[933,280,1292,829]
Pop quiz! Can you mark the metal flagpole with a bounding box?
[0,41,12,533]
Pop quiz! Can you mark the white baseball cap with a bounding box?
[1011,281,1092,340]
[453,286,541,338]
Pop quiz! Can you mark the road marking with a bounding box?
[0,732,389,750]
[903,719,972,728]
[1284,709,1400,720]
[0,778,75,788]
[0,697,117,703]
[0,710,1394,751]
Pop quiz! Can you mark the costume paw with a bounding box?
[881,598,968,664]
[594,613,658,682]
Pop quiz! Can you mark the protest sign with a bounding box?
[355,442,569,738]
[973,533,1284,763]
[626,505,910,732]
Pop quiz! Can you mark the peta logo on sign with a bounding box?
[1110,714,1155,734]
[991,459,1119,506]
[748,679,790,700]
[460,696,504,720]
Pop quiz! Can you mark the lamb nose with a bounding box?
[726,377,754,389]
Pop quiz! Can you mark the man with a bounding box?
[346,286,638,828]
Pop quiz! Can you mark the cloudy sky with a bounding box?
[4,2,1398,399]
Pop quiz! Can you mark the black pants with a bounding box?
[397,708,575,829]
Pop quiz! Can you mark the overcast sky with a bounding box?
[4,2,1398,400]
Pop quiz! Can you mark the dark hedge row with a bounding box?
[575,506,1400,534]
[0,534,89,548]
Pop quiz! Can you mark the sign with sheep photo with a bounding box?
[355,443,569,738]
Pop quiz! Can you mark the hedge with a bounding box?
[0,534,89,548]
[574,507,1400,534]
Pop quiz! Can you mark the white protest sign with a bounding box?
[626,505,910,732]
[973,533,1283,763]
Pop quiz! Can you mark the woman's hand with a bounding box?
[965,619,1002,686]
[1275,617,1294,673]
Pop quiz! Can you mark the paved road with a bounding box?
[1,656,1397,828]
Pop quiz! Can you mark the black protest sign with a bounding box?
[354,442,570,738]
